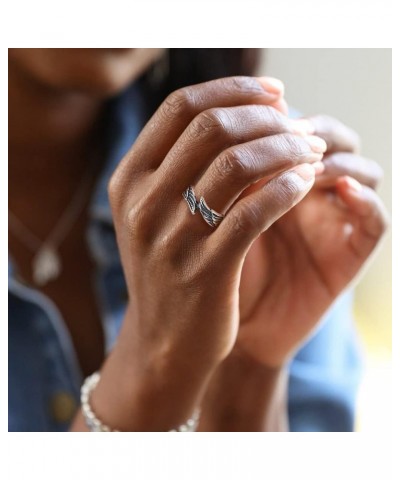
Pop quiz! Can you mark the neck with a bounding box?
[9,59,105,168]
[9,61,108,240]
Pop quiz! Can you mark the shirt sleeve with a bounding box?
[288,290,363,431]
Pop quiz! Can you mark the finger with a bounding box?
[192,133,326,220]
[270,97,289,115]
[314,153,384,190]
[308,114,361,154]
[336,176,389,259]
[109,77,287,207]
[247,76,287,115]
[209,163,316,266]
[154,105,324,195]
[120,76,283,174]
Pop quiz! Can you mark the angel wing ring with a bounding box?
[182,186,224,228]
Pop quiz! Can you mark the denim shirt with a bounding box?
[8,85,363,432]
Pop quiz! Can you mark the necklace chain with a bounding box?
[9,164,95,286]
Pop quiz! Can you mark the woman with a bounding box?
[8,48,388,431]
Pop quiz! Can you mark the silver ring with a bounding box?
[182,186,224,227]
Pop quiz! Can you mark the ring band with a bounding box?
[182,186,224,227]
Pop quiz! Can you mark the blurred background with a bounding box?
[259,49,392,432]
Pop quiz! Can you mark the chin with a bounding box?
[66,61,144,97]
[10,48,163,98]
[59,49,146,97]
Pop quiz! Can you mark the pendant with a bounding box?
[32,245,62,286]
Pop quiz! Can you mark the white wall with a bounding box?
[259,49,391,346]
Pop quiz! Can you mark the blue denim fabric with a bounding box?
[8,85,363,432]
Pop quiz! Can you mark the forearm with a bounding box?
[198,349,289,432]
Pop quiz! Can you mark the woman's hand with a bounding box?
[79,77,326,431]
[199,114,388,432]
[235,114,389,368]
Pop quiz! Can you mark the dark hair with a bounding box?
[141,48,262,113]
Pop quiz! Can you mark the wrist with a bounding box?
[89,320,217,431]
[198,347,289,431]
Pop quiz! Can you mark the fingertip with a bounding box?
[335,176,373,217]
[257,76,285,96]
[304,135,328,154]
[337,175,363,194]
[345,176,363,192]
[312,161,325,175]
[291,162,316,182]
[270,97,289,115]
[290,118,316,136]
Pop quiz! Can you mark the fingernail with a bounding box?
[304,135,327,154]
[345,176,362,192]
[291,119,315,136]
[257,76,285,95]
[292,163,315,181]
[271,97,289,115]
[312,161,325,175]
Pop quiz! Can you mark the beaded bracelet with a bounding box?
[81,371,200,432]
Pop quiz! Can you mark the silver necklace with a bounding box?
[9,167,94,286]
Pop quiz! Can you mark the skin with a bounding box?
[8,49,388,432]
[9,48,164,376]
[200,115,388,430]
[236,115,385,368]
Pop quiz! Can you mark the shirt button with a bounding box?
[50,391,77,424]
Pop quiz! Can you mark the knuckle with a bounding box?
[213,147,249,183]
[278,133,307,160]
[326,153,384,190]
[315,114,361,152]
[263,105,286,127]
[189,108,230,141]
[239,104,288,135]
[125,203,147,240]
[225,76,265,96]
[107,171,121,205]
[229,203,260,236]
[107,169,127,213]
[108,165,147,219]
[324,152,347,170]
[162,87,195,118]
[124,191,159,245]
[276,171,303,203]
